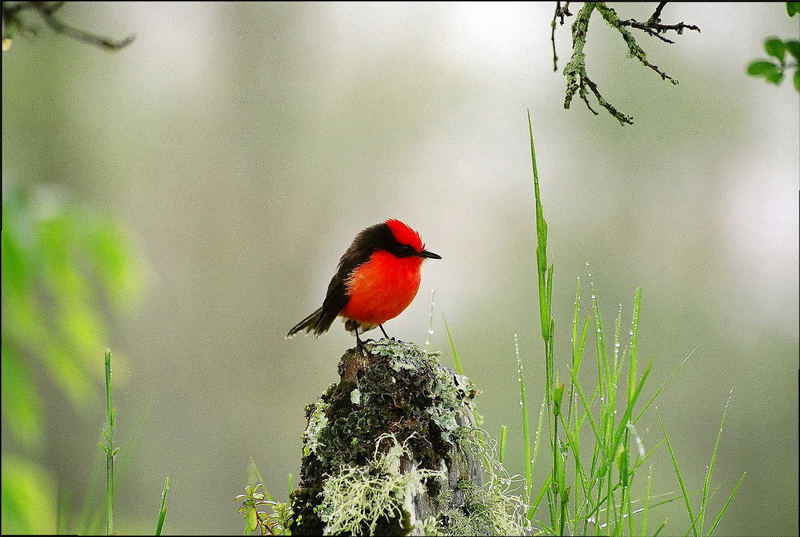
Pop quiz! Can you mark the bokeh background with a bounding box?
[2,2,798,535]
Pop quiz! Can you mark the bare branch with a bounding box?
[2,1,135,51]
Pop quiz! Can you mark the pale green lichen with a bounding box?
[436,427,528,536]
[318,433,445,536]
[302,398,329,457]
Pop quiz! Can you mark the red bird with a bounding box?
[287,219,441,346]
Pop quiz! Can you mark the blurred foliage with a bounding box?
[0,455,57,534]
[1,183,145,533]
[746,3,800,90]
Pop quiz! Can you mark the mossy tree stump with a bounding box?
[288,339,524,536]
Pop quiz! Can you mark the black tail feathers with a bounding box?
[287,307,324,338]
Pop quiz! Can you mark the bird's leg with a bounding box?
[355,325,365,352]
[379,324,391,340]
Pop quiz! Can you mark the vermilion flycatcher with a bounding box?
[287,219,441,346]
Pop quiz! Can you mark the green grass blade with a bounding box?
[155,477,169,536]
[515,333,532,504]
[528,473,553,521]
[641,464,653,536]
[657,412,698,537]
[652,518,668,537]
[498,424,508,464]
[699,389,733,535]
[611,358,652,451]
[628,288,641,404]
[442,315,463,375]
[248,458,275,502]
[530,393,547,484]
[527,109,550,343]
[634,344,700,424]
[707,472,746,536]
[103,348,115,536]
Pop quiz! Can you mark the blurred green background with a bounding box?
[2,2,797,535]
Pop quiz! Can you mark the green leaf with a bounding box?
[553,382,565,416]
[764,38,786,63]
[787,2,800,16]
[786,40,800,61]
[766,70,785,85]
[747,60,779,77]
[246,505,258,532]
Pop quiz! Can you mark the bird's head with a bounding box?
[385,219,441,260]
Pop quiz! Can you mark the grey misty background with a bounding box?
[2,2,797,535]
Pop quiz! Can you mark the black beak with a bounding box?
[420,249,441,259]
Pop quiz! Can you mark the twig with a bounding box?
[551,1,572,72]
[618,0,700,44]
[2,2,134,51]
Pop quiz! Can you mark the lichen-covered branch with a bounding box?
[2,1,134,52]
[562,3,636,125]
[553,1,700,126]
[594,3,678,83]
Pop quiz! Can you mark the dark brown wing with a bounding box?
[289,222,394,336]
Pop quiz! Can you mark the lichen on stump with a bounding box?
[288,339,525,536]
